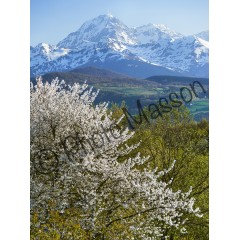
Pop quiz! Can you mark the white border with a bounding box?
[0,0,29,239]
[210,0,240,239]
[1,0,240,239]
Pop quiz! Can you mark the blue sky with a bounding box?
[31,0,208,46]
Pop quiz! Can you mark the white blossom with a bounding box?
[30,78,201,239]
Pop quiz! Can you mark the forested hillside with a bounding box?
[31,68,209,121]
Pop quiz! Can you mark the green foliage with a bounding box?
[112,104,209,239]
[31,98,208,239]
[31,205,88,240]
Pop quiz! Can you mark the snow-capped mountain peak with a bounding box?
[31,14,209,78]
[57,14,137,49]
[30,42,70,69]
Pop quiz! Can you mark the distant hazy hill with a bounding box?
[31,67,160,87]
[146,75,209,86]
[70,66,129,79]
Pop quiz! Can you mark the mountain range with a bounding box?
[30,14,209,78]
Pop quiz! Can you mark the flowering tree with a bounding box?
[30,78,201,239]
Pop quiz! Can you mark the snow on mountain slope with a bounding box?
[134,23,183,44]
[195,30,209,41]
[31,14,209,78]
[123,34,209,75]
